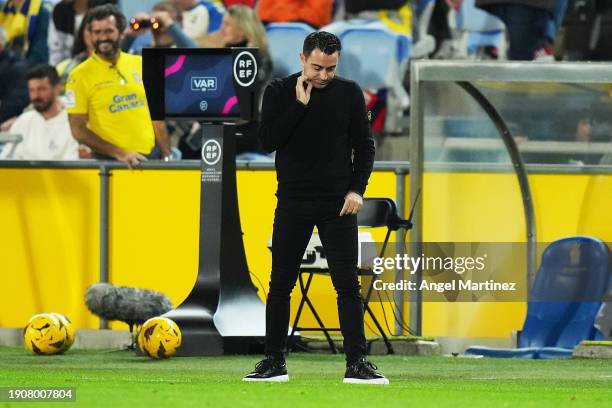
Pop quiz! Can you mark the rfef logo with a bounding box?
[191,77,218,92]
[201,139,221,166]
[233,51,257,87]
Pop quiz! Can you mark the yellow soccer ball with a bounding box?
[137,317,182,359]
[50,313,75,353]
[23,314,67,355]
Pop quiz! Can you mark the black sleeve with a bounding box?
[257,80,308,153]
[120,34,136,53]
[348,83,375,196]
[235,121,264,155]
[0,66,28,123]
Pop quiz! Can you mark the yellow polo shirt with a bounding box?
[66,52,155,154]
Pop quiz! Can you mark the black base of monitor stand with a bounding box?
[164,123,266,356]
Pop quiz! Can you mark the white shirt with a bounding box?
[0,108,78,160]
[48,14,85,66]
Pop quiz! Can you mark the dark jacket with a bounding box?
[476,0,555,13]
[258,73,375,198]
[230,40,273,155]
[0,50,29,124]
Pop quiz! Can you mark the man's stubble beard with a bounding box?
[32,98,54,114]
[95,40,120,59]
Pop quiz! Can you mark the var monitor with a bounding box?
[142,48,259,122]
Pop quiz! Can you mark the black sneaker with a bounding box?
[343,357,389,385]
[243,356,289,382]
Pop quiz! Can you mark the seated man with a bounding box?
[0,64,78,160]
[66,4,170,166]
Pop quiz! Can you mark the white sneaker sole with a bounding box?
[243,375,289,382]
[343,377,389,385]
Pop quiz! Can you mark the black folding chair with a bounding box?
[288,197,413,355]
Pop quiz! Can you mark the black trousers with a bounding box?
[486,4,549,60]
[265,197,367,362]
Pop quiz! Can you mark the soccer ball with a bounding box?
[23,314,67,355]
[137,317,182,359]
[50,313,75,353]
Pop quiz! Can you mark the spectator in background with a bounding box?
[55,13,93,90]
[220,4,272,157]
[0,0,50,66]
[257,0,334,29]
[48,0,89,65]
[66,4,171,166]
[169,0,225,40]
[179,4,272,159]
[0,26,29,128]
[0,64,78,160]
[476,0,554,60]
[122,1,195,52]
[216,4,272,79]
[48,0,117,65]
[534,0,570,60]
[343,0,412,37]
[122,1,198,158]
[428,0,467,59]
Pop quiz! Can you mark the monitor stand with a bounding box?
[164,123,267,355]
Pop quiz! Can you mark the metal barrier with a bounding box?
[1,158,611,333]
[409,60,612,336]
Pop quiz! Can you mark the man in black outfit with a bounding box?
[243,31,388,385]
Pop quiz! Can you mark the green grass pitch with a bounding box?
[0,346,611,407]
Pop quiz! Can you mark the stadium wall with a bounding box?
[1,168,610,339]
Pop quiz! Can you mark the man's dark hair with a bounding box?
[303,31,341,57]
[26,65,61,86]
[86,3,127,32]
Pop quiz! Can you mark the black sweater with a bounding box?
[258,73,375,199]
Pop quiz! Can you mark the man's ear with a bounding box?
[299,52,306,69]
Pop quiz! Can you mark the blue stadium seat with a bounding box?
[452,0,506,58]
[323,19,410,89]
[466,236,612,359]
[467,31,504,54]
[322,19,411,132]
[455,0,505,32]
[265,22,315,78]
